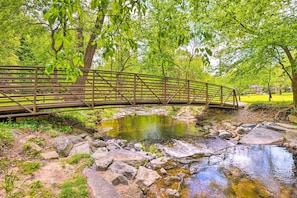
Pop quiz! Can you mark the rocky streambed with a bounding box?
[50,111,297,198]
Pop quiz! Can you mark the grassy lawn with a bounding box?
[240,92,293,105]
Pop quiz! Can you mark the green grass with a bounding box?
[19,161,41,175]
[58,176,88,198]
[240,93,293,105]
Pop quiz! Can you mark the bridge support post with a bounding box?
[134,74,137,105]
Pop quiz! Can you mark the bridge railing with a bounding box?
[0,66,238,117]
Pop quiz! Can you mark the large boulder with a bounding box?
[92,147,109,159]
[109,162,137,180]
[99,170,128,186]
[55,136,73,157]
[83,167,122,198]
[240,127,284,145]
[135,166,161,188]
[95,156,114,171]
[69,141,91,156]
[108,149,148,166]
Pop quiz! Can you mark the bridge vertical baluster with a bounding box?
[205,83,209,104]
[92,70,95,109]
[220,86,223,105]
[163,77,167,104]
[187,80,190,104]
[33,67,38,113]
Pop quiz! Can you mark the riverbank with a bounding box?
[0,106,296,197]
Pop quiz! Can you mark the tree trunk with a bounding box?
[65,12,105,101]
[292,69,297,108]
[282,46,297,108]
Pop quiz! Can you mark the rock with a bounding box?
[222,121,233,130]
[41,151,59,160]
[106,139,122,150]
[160,168,167,175]
[109,162,137,180]
[73,128,88,134]
[236,126,249,135]
[108,149,147,166]
[149,157,171,169]
[158,140,207,158]
[218,130,231,140]
[92,147,109,159]
[93,140,107,147]
[95,156,114,171]
[116,139,128,147]
[83,167,122,198]
[100,170,128,186]
[69,141,91,156]
[241,123,257,128]
[208,128,218,136]
[134,143,142,151]
[68,135,84,144]
[55,136,73,157]
[78,133,88,139]
[10,129,23,137]
[288,114,297,124]
[165,189,180,198]
[276,123,297,130]
[135,166,161,188]
[115,183,143,198]
[240,127,284,145]
[94,132,104,140]
[83,136,93,146]
[20,134,37,143]
[28,142,43,152]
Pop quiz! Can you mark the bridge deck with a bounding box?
[0,66,238,118]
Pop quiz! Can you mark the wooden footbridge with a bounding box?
[0,66,238,118]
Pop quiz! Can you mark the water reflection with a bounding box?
[186,145,296,197]
[99,115,198,141]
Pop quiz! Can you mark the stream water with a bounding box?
[99,115,297,197]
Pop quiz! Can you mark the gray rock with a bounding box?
[165,189,180,198]
[68,135,84,144]
[94,132,104,140]
[116,139,128,147]
[158,140,208,158]
[10,129,23,137]
[55,136,73,157]
[41,151,59,160]
[92,147,109,159]
[72,128,88,134]
[108,149,147,166]
[106,139,122,150]
[83,167,122,198]
[135,166,161,188]
[93,140,106,147]
[241,123,257,128]
[134,143,143,151]
[236,126,249,135]
[149,157,170,169]
[160,167,167,175]
[27,142,43,152]
[95,156,113,171]
[69,141,91,156]
[101,170,128,186]
[209,128,218,136]
[109,162,137,180]
[78,133,88,139]
[240,127,284,145]
[218,131,231,140]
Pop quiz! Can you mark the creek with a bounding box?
[99,114,297,197]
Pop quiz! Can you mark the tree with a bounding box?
[191,0,297,107]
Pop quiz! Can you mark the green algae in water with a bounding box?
[99,115,200,141]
